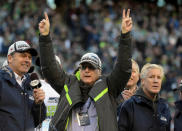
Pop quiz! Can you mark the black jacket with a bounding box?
[174,100,182,131]
[116,94,125,117]
[39,32,132,131]
[118,88,171,131]
[0,66,46,131]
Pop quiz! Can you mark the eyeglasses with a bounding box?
[80,64,96,70]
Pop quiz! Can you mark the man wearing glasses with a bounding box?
[38,9,133,131]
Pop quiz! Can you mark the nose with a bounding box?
[84,67,90,72]
[154,77,159,83]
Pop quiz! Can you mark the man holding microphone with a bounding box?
[0,41,46,131]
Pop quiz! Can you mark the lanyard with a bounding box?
[80,97,92,113]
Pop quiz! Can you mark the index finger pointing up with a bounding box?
[44,12,49,21]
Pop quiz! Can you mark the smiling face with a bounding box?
[141,68,163,99]
[80,62,101,86]
[8,52,32,77]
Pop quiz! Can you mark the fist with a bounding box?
[33,88,45,104]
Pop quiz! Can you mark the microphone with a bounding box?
[30,73,43,126]
[28,66,34,73]
[30,73,41,89]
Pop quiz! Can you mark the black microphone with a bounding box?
[30,73,41,89]
[30,73,43,128]
[28,66,34,73]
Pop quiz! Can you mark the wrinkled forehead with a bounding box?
[146,68,162,76]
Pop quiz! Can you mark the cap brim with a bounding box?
[18,48,38,56]
[80,61,98,69]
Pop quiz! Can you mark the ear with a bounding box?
[137,73,140,81]
[7,55,13,64]
[141,79,144,87]
[98,69,102,76]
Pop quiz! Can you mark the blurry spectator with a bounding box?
[118,63,171,131]
[117,59,140,117]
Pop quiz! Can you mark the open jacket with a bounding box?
[118,88,171,131]
[39,32,132,131]
[0,66,46,131]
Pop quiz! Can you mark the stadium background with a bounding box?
[0,0,182,121]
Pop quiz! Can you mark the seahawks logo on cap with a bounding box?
[17,44,29,49]
[82,57,98,64]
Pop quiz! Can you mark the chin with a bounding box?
[22,70,29,74]
[127,83,133,87]
[151,89,160,94]
[83,80,92,85]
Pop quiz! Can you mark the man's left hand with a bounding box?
[33,88,45,104]
[121,9,133,34]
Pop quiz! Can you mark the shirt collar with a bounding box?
[14,72,24,80]
[14,72,26,86]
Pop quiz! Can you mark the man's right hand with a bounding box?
[122,89,134,100]
[121,9,132,34]
[39,12,50,36]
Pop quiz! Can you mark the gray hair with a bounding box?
[2,60,8,67]
[131,59,140,73]
[140,63,164,79]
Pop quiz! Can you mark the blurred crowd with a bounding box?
[0,0,182,114]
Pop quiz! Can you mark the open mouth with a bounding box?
[85,76,91,78]
[23,65,29,67]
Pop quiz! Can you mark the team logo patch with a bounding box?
[160,116,167,122]
[29,95,34,101]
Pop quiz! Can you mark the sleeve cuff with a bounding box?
[120,32,131,39]
[39,33,52,43]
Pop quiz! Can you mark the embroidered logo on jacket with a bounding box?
[160,116,167,122]
[29,95,34,101]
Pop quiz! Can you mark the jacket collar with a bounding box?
[0,66,17,86]
[0,65,30,89]
[79,80,92,102]
[88,77,107,100]
[134,88,160,104]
